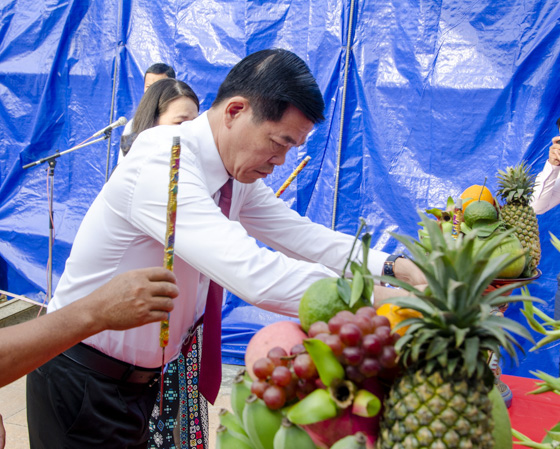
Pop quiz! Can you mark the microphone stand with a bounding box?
[22,131,112,302]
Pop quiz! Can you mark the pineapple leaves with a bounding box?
[375,210,544,377]
[450,325,469,349]
[464,337,480,377]
[426,337,448,360]
[377,295,435,317]
[484,315,534,344]
[447,357,459,376]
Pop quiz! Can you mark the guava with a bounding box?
[299,277,370,333]
[473,233,526,279]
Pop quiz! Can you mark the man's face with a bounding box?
[144,73,169,92]
[220,101,314,184]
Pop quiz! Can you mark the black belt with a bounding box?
[62,343,161,384]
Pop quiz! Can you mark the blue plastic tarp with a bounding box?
[1,0,559,377]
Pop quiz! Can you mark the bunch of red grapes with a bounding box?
[250,306,400,410]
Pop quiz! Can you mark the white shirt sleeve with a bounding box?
[238,179,388,280]
[124,133,390,317]
[531,161,560,214]
[126,147,358,318]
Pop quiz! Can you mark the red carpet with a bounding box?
[503,374,560,443]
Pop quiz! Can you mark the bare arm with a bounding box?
[393,256,426,286]
[0,267,178,388]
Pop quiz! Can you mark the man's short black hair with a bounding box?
[212,49,325,124]
[145,63,176,80]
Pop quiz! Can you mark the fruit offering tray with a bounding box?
[490,268,542,289]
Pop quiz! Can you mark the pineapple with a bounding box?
[496,162,541,276]
[375,214,534,449]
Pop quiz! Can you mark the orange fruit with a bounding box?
[460,185,494,212]
[376,303,422,336]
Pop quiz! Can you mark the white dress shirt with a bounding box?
[531,161,560,214]
[49,112,389,368]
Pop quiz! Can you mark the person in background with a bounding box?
[531,135,560,365]
[27,48,425,449]
[532,135,560,215]
[144,63,176,91]
[120,63,177,159]
[0,267,178,449]
[120,78,199,157]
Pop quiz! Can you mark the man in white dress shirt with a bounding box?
[27,49,425,448]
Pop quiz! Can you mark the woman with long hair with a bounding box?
[120,78,199,158]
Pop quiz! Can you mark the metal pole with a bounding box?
[104,0,123,182]
[331,0,357,230]
[47,159,56,302]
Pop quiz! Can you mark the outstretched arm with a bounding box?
[0,267,178,388]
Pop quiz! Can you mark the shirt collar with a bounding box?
[188,111,231,196]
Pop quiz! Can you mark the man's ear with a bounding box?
[224,97,250,128]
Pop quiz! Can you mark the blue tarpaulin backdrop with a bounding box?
[1,0,559,378]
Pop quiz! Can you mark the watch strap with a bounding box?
[383,254,406,277]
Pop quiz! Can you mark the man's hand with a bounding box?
[81,267,179,333]
[548,136,560,166]
[393,257,426,286]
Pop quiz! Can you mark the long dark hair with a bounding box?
[121,78,199,156]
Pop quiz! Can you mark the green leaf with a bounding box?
[350,261,361,276]
[426,337,448,360]
[362,274,374,301]
[550,232,560,253]
[471,221,501,235]
[542,423,560,443]
[337,278,351,305]
[464,337,479,377]
[349,271,364,307]
[303,338,345,387]
[361,232,372,271]
[425,208,443,219]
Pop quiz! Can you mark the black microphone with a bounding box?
[91,116,128,138]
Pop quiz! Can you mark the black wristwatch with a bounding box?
[383,254,406,277]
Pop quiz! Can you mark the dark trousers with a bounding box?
[27,351,159,449]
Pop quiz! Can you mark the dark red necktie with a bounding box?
[198,178,232,404]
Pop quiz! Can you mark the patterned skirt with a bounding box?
[148,327,209,449]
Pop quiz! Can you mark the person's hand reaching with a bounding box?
[548,136,560,166]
